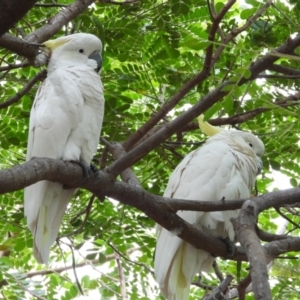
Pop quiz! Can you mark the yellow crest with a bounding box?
[198,115,221,136]
[43,37,72,50]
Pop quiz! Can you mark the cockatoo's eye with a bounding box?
[79,49,84,53]
[249,142,253,147]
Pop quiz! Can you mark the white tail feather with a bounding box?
[25,181,74,264]
[156,231,215,300]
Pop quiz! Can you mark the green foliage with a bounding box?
[1,0,300,299]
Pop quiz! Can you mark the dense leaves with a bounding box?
[1,0,300,299]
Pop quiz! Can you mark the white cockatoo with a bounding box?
[154,116,265,300]
[24,33,104,264]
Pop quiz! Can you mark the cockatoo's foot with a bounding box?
[221,236,235,257]
[90,163,99,174]
[69,160,98,182]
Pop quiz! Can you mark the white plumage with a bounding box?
[154,129,264,300]
[24,33,104,264]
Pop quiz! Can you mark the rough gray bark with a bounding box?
[233,201,272,300]
[0,0,38,36]
[0,0,96,61]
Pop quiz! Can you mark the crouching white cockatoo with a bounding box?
[154,116,264,300]
[24,33,105,264]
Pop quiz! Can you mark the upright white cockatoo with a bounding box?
[24,33,104,264]
[154,116,265,300]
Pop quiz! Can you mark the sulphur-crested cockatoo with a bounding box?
[154,116,264,300]
[24,33,104,264]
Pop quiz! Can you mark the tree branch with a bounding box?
[232,200,272,300]
[202,275,234,300]
[268,64,300,75]
[0,246,140,287]
[212,0,273,65]
[0,69,47,109]
[122,0,235,151]
[0,62,30,72]
[2,158,300,262]
[25,0,96,43]
[0,0,38,36]
[0,33,40,61]
[107,35,300,177]
[101,138,141,188]
[0,0,96,61]
[180,91,300,132]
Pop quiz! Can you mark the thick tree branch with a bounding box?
[0,0,38,36]
[0,34,40,61]
[2,158,300,263]
[25,0,96,43]
[0,0,96,61]
[268,64,300,75]
[101,138,141,188]
[232,200,272,300]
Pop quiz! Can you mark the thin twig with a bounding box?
[192,274,214,290]
[61,194,96,238]
[13,275,46,300]
[122,0,235,151]
[212,0,273,65]
[237,273,252,300]
[0,69,47,109]
[59,239,84,295]
[75,248,122,296]
[108,242,154,275]
[276,207,300,232]
[213,261,224,282]
[114,246,127,300]
[0,62,30,72]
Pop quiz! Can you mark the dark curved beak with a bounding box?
[88,51,102,73]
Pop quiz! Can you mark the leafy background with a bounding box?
[1,0,300,299]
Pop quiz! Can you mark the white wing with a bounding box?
[154,140,252,300]
[25,65,104,264]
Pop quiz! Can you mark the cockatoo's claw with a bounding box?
[221,236,235,257]
[70,160,99,182]
[69,160,90,181]
[90,163,99,174]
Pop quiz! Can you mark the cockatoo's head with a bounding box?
[198,115,264,173]
[227,130,265,175]
[43,33,103,72]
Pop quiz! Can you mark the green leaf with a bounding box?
[270,160,281,171]
[241,8,258,20]
[290,178,298,187]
